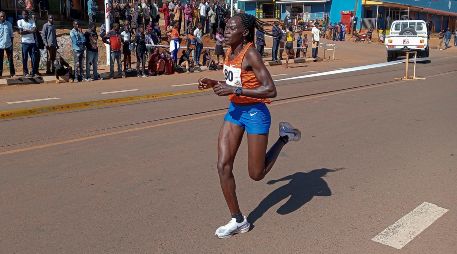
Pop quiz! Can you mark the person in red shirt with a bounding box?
[198,13,301,239]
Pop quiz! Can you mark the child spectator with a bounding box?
[121,24,132,72]
[135,26,147,77]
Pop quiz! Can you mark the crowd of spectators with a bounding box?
[0,0,230,82]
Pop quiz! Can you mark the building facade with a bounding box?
[236,0,456,32]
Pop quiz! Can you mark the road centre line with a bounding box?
[174,61,402,87]
[275,61,404,82]
[6,97,60,105]
[171,71,315,87]
[372,202,448,249]
[101,89,139,95]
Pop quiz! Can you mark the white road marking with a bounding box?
[275,61,404,82]
[174,61,401,87]
[101,89,139,95]
[372,202,448,250]
[172,82,198,87]
[6,97,60,105]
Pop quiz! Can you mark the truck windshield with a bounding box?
[393,22,424,32]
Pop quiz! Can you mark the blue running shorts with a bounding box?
[224,102,271,135]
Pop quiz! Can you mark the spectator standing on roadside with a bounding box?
[295,30,303,58]
[215,27,224,65]
[216,1,226,31]
[208,5,216,39]
[438,30,445,50]
[42,15,58,75]
[169,22,180,65]
[285,26,294,67]
[18,10,37,78]
[70,20,85,82]
[271,21,281,61]
[184,3,192,34]
[199,0,207,34]
[84,23,99,81]
[279,25,286,60]
[160,1,170,29]
[121,23,132,72]
[174,1,183,34]
[311,23,320,59]
[194,23,203,66]
[444,29,451,49]
[135,26,147,77]
[256,28,265,56]
[454,29,457,46]
[0,11,15,78]
[151,0,159,24]
[105,23,124,79]
[88,0,97,24]
[31,12,44,76]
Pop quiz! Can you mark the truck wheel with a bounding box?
[387,52,396,62]
[399,28,417,36]
[425,47,430,57]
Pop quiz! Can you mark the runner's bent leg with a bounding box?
[217,121,245,215]
[247,134,287,181]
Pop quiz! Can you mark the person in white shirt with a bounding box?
[17,10,37,77]
[193,23,203,66]
[120,25,132,72]
[311,23,320,59]
[199,0,207,34]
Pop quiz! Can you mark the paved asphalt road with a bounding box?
[1,48,456,253]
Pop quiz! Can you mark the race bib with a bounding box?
[223,65,242,87]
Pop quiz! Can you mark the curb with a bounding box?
[0,89,206,120]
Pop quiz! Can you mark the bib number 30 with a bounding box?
[223,65,242,87]
[224,69,233,82]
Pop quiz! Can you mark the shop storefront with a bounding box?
[276,0,330,20]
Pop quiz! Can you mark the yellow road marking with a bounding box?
[0,89,206,119]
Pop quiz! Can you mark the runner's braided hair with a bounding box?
[233,13,273,43]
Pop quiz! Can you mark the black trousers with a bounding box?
[0,47,15,77]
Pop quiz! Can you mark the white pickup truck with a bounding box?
[385,20,429,62]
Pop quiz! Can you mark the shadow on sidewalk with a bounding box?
[247,167,343,226]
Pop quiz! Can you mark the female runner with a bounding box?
[198,13,301,239]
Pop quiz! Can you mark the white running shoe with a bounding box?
[279,122,301,142]
[215,216,250,239]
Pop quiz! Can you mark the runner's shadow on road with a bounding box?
[247,168,342,226]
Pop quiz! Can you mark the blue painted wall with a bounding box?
[329,0,362,27]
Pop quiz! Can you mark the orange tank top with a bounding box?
[223,43,270,104]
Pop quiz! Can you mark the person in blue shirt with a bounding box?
[70,20,86,82]
[444,29,452,49]
[255,29,265,56]
[0,11,15,78]
[295,30,303,58]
